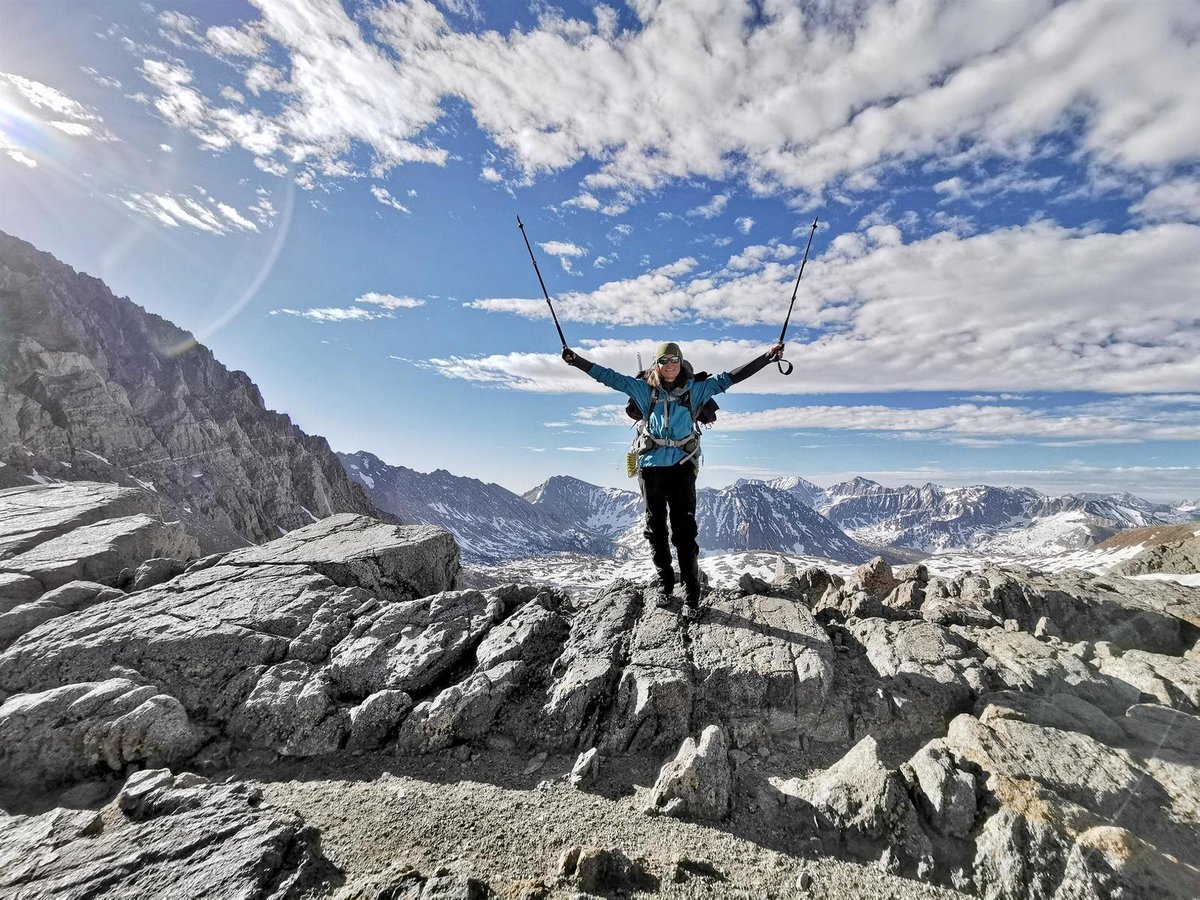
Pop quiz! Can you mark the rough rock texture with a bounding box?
[645,725,732,820]
[776,736,931,873]
[1092,645,1200,713]
[0,678,203,793]
[0,231,388,547]
[920,567,1198,654]
[0,514,461,783]
[1110,533,1200,576]
[0,512,198,592]
[0,769,331,898]
[2,484,1199,899]
[690,593,838,748]
[0,482,208,602]
[222,513,460,604]
[837,618,983,752]
[0,580,122,650]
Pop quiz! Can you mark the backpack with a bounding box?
[623,369,719,425]
[623,367,716,476]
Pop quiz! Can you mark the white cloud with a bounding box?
[539,241,585,257]
[371,185,411,213]
[480,166,503,182]
[4,149,37,168]
[566,396,1200,446]
[79,66,121,89]
[108,0,1198,219]
[1131,177,1200,224]
[688,193,729,219]
[271,306,391,323]
[206,23,267,58]
[0,72,120,147]
[119,189,260,234]
[46,121,94,137]
[934,170,1062,205]
[460,220,1200,394]
[564,191,601,210]
[735,216,754,234]
[0,73,100,121]
[356,291,424,309]
[159,143,173,152]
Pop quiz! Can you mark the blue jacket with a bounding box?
[584,363,733,468]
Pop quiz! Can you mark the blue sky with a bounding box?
[1,0,1198,502]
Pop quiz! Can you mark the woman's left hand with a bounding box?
[767,341,785,361]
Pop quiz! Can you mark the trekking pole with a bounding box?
[775,216,819,375]
[516,214,568,350]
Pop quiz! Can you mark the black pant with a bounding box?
[639,465,701,599]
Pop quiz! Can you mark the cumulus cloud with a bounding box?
[565,397,1200,446]
[459,220,1200,393]
[538,241,584,257]
[537,240,587,273]
[132,1,1199,202]
[688,193,729,219]
[736,216,755,234]
[934,170,1062,205]
[563,191,601,210]
[1131,177,1200,224]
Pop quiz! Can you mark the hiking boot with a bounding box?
[680,601,699,621]
[649,573,676,607]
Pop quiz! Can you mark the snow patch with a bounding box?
[1123,572,1200,587]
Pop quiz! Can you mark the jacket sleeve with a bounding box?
[689,372,734,407]
[728,351,774,385]
[578,361,653,409]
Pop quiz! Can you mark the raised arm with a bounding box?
[728,340,785,384]
[562,348,651,405]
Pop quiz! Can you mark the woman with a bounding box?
[562,339,784,618]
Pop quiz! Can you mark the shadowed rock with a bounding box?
[1093,645,1200,714]
[0,678,203,795]
[645,725,732,820]
[775,736,932,874]
[0,769,331,898]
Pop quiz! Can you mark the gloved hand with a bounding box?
[562,347,576,365]
[766,341,785,361]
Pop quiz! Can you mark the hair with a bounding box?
[646,358,690,389]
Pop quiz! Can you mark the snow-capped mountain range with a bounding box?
[338,452,613,563]
[341,452,1196,566]
[795,477,1193,554]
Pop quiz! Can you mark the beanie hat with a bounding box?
[655,341,683,362]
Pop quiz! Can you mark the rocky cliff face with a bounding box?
[0,231,384,548]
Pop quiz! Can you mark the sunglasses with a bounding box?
[657,355,681,365]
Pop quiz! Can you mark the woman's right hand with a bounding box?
[561,348,576,364]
